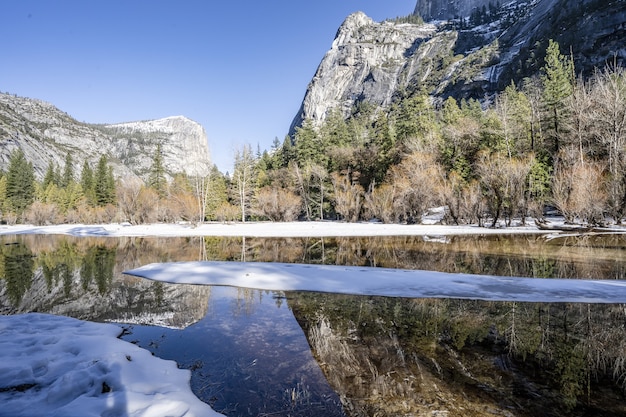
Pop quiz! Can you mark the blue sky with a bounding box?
[1,1,416,173]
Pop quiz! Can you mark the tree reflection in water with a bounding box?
[289,293,626,416]
[0,233,626,415]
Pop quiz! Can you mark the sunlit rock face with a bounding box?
[290,0,626,134]
[414,0,493,21]
[289,12,440,133]
[0,93,211,181]
[105,116,212,178]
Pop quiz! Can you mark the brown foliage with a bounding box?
[388,152,442,224]
[553,155,607,225]
[117,181,159,224]
[23,201,61,225]
[331,171,364,222]
[252,186,302,221]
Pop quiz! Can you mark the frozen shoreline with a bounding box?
[0,220,551,238]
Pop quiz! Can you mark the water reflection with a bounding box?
[124,287,345,417]
[0,233,625,416]
[288,293,626,416]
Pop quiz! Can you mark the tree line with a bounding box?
[250,39,626,227]
[2,40,625,227]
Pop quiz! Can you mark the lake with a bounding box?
[1,233,625,416]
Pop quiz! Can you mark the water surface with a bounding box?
[0,233,625,416]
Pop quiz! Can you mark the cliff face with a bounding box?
[0,93,211,181]
[289,12,442,132]
[414,0,493,21]
[290,0,626,134]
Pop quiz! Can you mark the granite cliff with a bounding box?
[290,0,626,133]
[0,92,211,181]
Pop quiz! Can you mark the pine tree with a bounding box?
[80,161,95,205]
[148,143,167,197]
[541,39,573,157]
[61,152,74,188]
[295,119,324,166]
[94,155,114,206]
[43,161,58,189]
[6,149,35,214]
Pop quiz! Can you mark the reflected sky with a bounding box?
[122,286,345,417]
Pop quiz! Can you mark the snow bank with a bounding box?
[0,220,547,238]
[0,313,223,417]
[124,261,626,304]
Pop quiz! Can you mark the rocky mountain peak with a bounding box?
[0,93,211,181]
[414,0,495,21]
[289,12,437,133]
[289,0,626,135]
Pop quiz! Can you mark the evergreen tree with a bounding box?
[295,119,325,167]
[94,155,115,206]
[148,143,167,197]
[80,161,95,205]
[106,166,116,205]
[61,152,74,188]
[42,161,58,189]
[394,93,437,148]
[279,135,296,168]
[541,39,573,157]
[6,149,35,214]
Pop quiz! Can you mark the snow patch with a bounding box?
[124,261,626,304]
[0,313,223,417]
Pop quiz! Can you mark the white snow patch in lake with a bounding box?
[125,261,626,304]
[0,313,223,417]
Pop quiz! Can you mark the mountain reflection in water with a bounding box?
[0,233,625,416]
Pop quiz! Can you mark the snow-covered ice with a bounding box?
[0,313,223,417]
[125,261,626,304]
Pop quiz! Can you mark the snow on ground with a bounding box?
[0,219,549,238]
[0,313,224,417]
[125,261,626,304]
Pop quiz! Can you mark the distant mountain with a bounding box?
[290,0,626,133]
[0,92,211,181]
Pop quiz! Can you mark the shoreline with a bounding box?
[0,220,553,238]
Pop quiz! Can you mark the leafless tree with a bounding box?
[252,186,302,221]
[331,171,363,222]
[232,145,257,222]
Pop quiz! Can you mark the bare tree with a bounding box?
[552,149,607,225]
[388,152,442,224]
[331,171,363,222]
[252,186,302,221]
[476,152,532,227]
[364,183,395,223]
[232,145,257,222]
[117,178,158,224]
[590,65,626,176]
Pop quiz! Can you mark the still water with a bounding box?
[1,233,626,416]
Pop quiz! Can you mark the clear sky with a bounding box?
[1,1,416,173]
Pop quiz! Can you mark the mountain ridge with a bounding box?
[0,92,211,181]
[289,0,626,134]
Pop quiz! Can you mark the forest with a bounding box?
[1,40,625,227]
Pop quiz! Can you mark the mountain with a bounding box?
[290,0,626,133]
[0,92,211,181]
[414,0,493,21]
